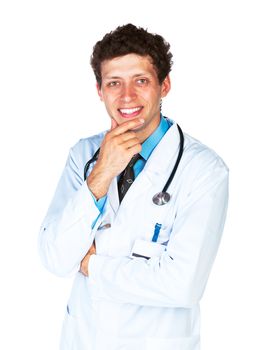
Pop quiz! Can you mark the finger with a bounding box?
[110,118,118,130]
[117,131,138,143]
[127,143,142,157]
[112,118,144,136]
[121,137,141,149]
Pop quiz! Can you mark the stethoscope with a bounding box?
[84,124,184,206]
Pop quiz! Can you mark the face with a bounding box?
[97,54,171,142]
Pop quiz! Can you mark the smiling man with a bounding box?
[97,53,170,141]
[39,24,229,350]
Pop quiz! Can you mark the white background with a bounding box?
[0,0,258,349]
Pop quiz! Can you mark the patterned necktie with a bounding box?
[118,154,142,203]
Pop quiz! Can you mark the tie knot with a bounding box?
[129,153,142,168]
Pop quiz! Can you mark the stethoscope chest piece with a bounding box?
[152,192,171,206]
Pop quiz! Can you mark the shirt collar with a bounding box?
[140,115,172,161]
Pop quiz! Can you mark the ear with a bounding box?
[96,83,103,101]
[161,75,171,98]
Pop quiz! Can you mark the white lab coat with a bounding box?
[38,121,229,350]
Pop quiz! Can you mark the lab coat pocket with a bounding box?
[146,222,172,247]
[146,335,200,350]
[130,239,166,259]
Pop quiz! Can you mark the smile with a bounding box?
[118,106,143,118]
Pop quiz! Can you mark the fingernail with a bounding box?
[139,118,145,123]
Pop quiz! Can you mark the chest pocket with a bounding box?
[145,203,176,246]
[130,222,173,260]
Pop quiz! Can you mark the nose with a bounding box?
[120,83,137,103]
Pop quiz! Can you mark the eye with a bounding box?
[136,78,148,85]
[107,81,120,87]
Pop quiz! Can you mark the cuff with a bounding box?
[90,192,107,213]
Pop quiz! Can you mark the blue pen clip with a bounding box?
[152,223,162,242]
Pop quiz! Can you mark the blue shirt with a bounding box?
[93,115,172,212]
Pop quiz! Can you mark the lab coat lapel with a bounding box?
[107,176,120,214]
[119,170,152,209]
[107,169,152,213]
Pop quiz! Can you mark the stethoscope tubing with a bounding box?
[84,148,100,182]
[162,124,184,193]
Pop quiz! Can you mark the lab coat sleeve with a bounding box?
[38,143,101,278]
[88,157,229,308]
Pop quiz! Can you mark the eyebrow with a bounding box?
[103,73,151,80]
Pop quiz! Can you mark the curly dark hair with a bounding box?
[90,23,173,86]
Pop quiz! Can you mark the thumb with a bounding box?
[110,118,118,130]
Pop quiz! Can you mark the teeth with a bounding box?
[119,107,141,115]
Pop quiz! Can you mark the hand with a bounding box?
[87,118,144,199]
[80,242,96,277]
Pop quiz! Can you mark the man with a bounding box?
[39,24,229,350]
